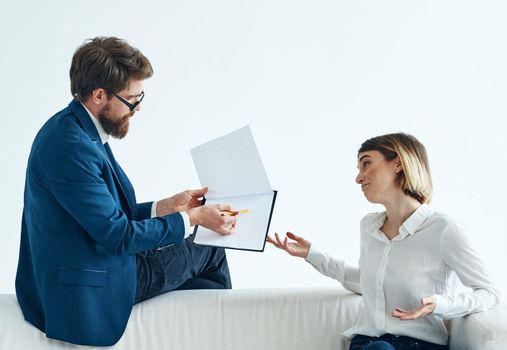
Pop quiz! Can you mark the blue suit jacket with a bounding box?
[15,100,185,346]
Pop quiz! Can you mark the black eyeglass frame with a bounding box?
[107,90,145,112]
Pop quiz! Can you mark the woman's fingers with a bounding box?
[392,304,429,320]
[286,231,303,242]
[392,309,404,318]
[405,308,424,320]
[266,234,282,248]
[392,309,415,320]
[283,236,291,251]
[267,232,305,256]
[274,232,285,246]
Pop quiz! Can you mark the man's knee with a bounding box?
[176,277,226,290]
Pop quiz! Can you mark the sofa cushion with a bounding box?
[0,288,362,350]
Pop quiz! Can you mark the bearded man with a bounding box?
[15,36,237,346]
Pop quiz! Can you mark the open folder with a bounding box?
[190,126,277,252]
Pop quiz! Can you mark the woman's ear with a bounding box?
[394,158,403,173]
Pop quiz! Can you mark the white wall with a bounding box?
[1,0,506,297]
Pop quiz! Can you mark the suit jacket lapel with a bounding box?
[69,100,135,218]
[103,143,137,215]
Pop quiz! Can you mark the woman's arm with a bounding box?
[432,222,501,319]
[392,221,501,321]
[267,232,361,294]
[305,244,361,294]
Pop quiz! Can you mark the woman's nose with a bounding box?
[355,173,363,184]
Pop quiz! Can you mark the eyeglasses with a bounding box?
[107,90,145,112]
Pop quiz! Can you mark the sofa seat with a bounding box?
[1,288,506,349]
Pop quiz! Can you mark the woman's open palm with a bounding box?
[266,232,311,258]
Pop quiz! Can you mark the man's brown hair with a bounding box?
[70,36,153,101]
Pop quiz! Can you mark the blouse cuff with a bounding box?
[305,243,320,263]
[432,294,450,316]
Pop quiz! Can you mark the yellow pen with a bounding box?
[222,209,251,216]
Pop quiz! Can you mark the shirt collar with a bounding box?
[399,203,433,237]
[368,203,433,240]
[80,102,109,144]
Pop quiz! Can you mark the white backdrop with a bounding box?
[1,1,506,297]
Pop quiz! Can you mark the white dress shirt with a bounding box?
[305,204,501,345]
[80,102,192,237]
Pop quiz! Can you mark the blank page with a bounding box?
[193,192,275,251]
[191,126,272,199]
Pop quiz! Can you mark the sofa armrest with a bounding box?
[449,306,507,350]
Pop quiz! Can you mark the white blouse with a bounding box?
[305,204,501,345]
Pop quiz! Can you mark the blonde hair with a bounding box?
[358,133,433,204]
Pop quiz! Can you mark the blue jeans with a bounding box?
[350,334,448,350]
[134,237,232,303]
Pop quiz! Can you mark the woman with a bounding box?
[267,133,500,350]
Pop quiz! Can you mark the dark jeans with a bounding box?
[134,237,232,303]
[350,334,448,350]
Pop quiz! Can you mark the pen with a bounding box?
[222,209,251,216]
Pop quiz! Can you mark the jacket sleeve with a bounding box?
[136,202,154,221]
[49,142,185,256]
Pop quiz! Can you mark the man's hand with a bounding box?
[187,204,238,236]
[156,187,208,216]
[392,296,437,320]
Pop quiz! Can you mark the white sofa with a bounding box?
[1,288,506,349]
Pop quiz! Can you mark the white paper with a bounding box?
[190,126,276,251]
[192,193,274,251]
[191,126,272,199]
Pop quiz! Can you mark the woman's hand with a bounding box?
[266,232,311,258]
[391,296,437,320]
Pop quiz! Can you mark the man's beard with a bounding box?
[98,104,133,139]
